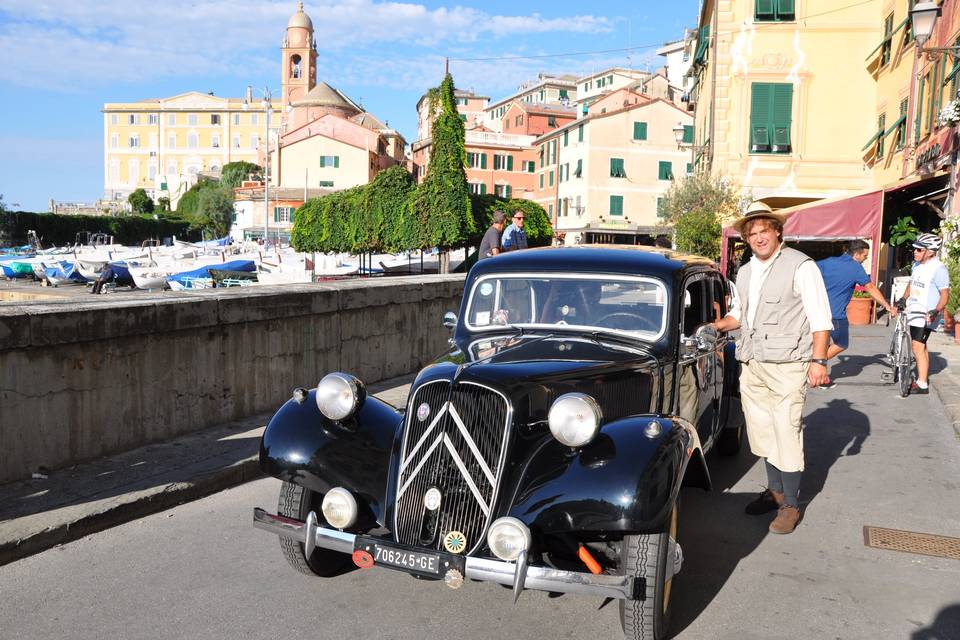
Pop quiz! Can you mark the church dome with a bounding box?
[287,2,313,30]
[291,82,360,114]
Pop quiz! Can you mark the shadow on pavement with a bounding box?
[669,398,871,636]
[911,603,960,640]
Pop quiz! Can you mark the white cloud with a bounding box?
[0,0,615,90]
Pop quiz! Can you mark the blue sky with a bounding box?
[0,0,700,212]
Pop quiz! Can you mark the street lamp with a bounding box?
[244,86,273,247]
[672,122,708,173]
[911,1,945,52]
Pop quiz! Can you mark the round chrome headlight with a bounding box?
[321,487,358,529]
[548,393,602,447]
[486,517,531,561]
[315,373,363,421]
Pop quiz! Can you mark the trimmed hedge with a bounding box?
[0,211,198,247]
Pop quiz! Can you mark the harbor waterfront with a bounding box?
[0,275,464,485]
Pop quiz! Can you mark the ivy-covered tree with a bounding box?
[366,165,416,253]
[411,73,474,268]
[660,173,745,260]
[220,161,262,190]
[128,188,154,214]
[176,178,218,218]
[195,186,236,238]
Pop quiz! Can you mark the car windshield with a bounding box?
[465,274,667,340]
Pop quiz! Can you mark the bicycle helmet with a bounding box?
[912,232,943,251]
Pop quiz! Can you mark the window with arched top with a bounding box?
[291,55,302,79]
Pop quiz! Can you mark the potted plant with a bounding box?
[847,286,874,325]
[945,258,960,341]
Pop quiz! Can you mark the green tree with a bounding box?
[220,161,262,190]
[411,73,474,264]
[660,173,744,260]
[128,188,154,214]
[0,194,6,213]
[195,187,236,238]
[176,178,218,219]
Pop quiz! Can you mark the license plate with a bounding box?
[372,544,440,575]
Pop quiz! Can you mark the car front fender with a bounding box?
[259,389,403,526]
[502,415,705,536]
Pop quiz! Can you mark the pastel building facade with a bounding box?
[484,74,578,131]
[691,0,879,206]
[537,90,693,245]
[102,92,279,207]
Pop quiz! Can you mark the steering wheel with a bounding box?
[593,311,658,332]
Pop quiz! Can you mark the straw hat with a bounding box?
[732,201,786,235]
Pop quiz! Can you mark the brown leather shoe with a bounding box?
[744,489,784,515]
[768,505,801,534]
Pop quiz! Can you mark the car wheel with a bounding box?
[619,501,680,640]
[277,481,353,577]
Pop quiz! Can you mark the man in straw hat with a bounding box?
[711,201,833,534]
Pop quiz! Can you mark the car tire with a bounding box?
[619,501,680,640]
[277,481,353,577]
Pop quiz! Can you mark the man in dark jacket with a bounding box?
[478,211,506,260]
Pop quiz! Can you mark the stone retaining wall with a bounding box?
[0,276,465,484]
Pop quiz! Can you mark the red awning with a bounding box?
[721,190,884,278]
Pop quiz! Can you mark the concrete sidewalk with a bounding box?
[0,374,414,567]
[929,328,960,438]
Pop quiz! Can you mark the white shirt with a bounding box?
[729,245,833,333]
[907,257,950,328]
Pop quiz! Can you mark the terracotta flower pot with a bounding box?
[955,322,960,344]
[946,313,957,334]
[846,297,873,326]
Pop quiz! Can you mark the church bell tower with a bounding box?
[281,1,318,107]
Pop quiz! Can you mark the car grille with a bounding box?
[394,380,510,555]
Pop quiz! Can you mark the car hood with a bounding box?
[414,333,662,423]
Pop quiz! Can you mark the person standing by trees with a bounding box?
[501,210,528,252]
[478,210,506,260]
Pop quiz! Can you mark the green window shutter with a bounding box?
[481,153,487,169]
[333,156,339,168]
[319,156,325,168]
[578,124,584,142]
[559,89,568,100]
[564,130,569,146]
[916,75,925,143]
[505,185,511,198]
[273,207,279,222]
[756,0,775,18]
[291,209,296,223]
[575,158,582,177]
[480,183,486,195]
[877,114,886,159]
[549,171,554,187]
[686,163,693,174]
[682,125,694,144]
[633,122,647,140]
[507,155,513,171]
[777,0,795,16]
[771,83,793,148]
[540,174,544,189]
[610,195,623,216]
[750,83,772,150]
[658,161,673,180]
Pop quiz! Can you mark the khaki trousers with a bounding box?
[740,360,809,472]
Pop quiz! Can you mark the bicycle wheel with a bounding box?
[898,328,913,398]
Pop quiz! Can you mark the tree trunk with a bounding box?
[438,250,450,274]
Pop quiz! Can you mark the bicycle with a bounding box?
[882,301,925,397]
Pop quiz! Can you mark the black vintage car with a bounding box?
[253,246,744,640]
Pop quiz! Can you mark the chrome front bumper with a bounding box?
[253,508,639,600]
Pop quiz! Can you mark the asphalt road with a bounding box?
[1,327,958,640]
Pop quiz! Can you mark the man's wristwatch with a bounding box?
[811,358,828,367]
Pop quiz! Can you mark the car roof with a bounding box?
[470,245,717,280]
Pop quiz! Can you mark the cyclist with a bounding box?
[900,232,949,395]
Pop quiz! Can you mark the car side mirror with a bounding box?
[682,323,718,356]
[443,311,457,330]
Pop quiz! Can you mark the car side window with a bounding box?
[682,279,709,337]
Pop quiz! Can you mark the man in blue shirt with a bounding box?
[815,240,895,387]
[501,210,528,252]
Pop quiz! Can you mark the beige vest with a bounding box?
[735,246,813,363]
